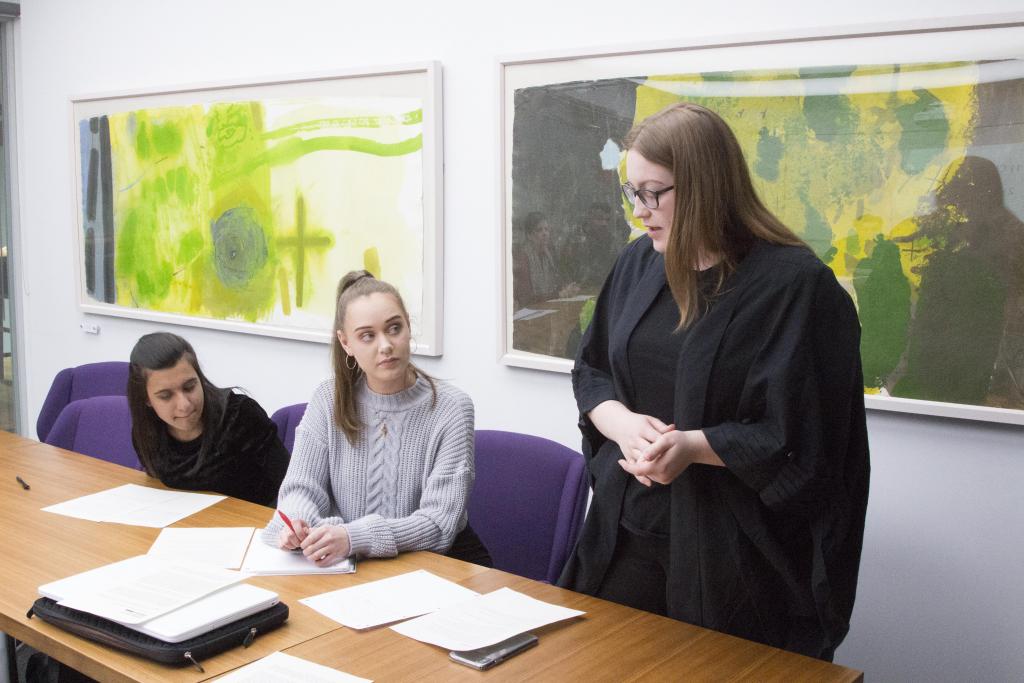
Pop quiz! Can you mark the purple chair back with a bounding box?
[44,395,141,470]
[271,403,307,453]
[469,430,589,584]
[36,361,130,441]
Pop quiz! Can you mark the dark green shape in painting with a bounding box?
[853,236,911,389]
[799,65,859,144]
[803,93,859,143]
[754,126,783,182]
[799,189,835,261]
[895,89,949,176]
[210,206,268,289]
[894,249,1005,404]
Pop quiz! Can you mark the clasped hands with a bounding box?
[617,416,697,487]
[591,401,708,487]
[277,518,351,566]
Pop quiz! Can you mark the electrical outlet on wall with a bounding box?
[80,321,100,335]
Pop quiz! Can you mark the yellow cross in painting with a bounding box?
[277,193,332,311]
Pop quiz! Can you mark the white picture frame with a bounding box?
[499,14,1024,425]
[73,61,444,355]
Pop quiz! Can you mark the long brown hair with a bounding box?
[624,102,810,327]
[331,270,435,443]
[127,332,230,478]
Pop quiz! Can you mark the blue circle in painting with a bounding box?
[211,206,267,288]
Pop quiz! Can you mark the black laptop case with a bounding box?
[28,597,288,672]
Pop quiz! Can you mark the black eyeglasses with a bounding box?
[621,183,674,209]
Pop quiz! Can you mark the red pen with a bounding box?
[277,510,303,540]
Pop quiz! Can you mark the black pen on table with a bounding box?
[16,475,30,490]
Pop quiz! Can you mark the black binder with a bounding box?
[27,597,288,672]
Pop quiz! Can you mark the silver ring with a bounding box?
[319,554,327,561]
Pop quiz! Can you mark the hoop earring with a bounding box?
[345,355,357,371]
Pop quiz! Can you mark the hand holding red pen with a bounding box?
[276,509,309,550]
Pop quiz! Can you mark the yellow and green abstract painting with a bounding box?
[511,61,1024,411]
[79,94,426,339]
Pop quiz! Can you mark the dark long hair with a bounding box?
[624,102,810,327]
[332,271,435,443]
[127,332,230,478]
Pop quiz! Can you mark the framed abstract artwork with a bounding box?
[73,62,444,354]
[500,15,1024,424]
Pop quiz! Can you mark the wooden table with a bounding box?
[0,434,863,682]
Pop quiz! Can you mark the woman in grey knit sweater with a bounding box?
[262,271,491,567]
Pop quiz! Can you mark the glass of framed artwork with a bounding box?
[74,62,444,355]
[499,15,1024,424]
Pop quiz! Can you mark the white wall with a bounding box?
[14,1,1024,679]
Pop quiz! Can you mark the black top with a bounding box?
[560,236,870,661]
[622,270,719,537]
[167,432,202,459]
[138,393,289,507]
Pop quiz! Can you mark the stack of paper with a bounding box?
[38,555,278,642]
[40,555,244,624]
[301,570,585,651]
[390,587,584,651]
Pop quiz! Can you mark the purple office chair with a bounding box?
[44,395,141,470]
[270,403,307,453]
[469,430,589,583]
[36,361,130,441]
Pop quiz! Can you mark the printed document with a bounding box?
[42,483,225,528]
[390,587,584,651]
[300,569,478,629]
[39,554,244,625]
[215,652,371,682]
[147,527,256,569]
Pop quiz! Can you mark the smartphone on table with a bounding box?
[449,632,539,670]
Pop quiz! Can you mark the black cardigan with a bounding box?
[559,236,870,660]
[144,393,290,507]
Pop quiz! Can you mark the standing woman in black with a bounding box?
[558,102,870,661]
[127,332,290,506]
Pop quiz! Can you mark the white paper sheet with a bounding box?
[41,484,225,528]
[148,527,256,569]
[390,587,584,651]
[300,569,479,629]
[214,652,371,682]
[39,554,245,625]
[240,537,355,576]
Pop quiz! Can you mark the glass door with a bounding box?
[0,18,17,433]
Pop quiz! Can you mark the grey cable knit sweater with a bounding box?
[261,374,475,558]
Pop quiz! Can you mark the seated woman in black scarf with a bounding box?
[127,332,289,506]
